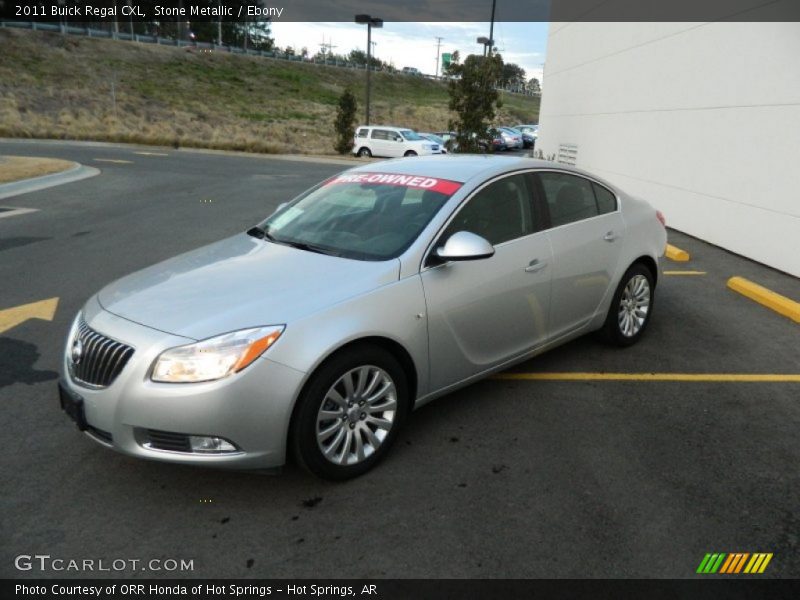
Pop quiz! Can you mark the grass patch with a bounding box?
[0,155,75,184]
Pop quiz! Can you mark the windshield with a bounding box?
[400,130,424,141]
[259,172,462,261]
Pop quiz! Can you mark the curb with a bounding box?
[0,163,100,201]
[727,276,800,324]
[665,244,690,262]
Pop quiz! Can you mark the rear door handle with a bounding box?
[525,259,547,273]
[603,231,617,242]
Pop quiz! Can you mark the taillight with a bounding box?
[656,210,666,227]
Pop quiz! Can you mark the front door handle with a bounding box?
[603,231,618,242]
[525,259,547,273]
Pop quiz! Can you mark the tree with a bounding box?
[445,51,505,153]
[527,77,542,95]
[501,63,527,91]
[333,89,358,155]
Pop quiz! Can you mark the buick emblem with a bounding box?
[71,338,84,365]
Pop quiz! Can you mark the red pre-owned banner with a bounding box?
[326,172,463,196]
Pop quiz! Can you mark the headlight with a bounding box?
[151,325,284,383]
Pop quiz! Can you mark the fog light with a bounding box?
[189,436,238,453]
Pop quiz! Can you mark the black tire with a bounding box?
[602,263,655,347]
[404,150,418,157]
[290,345,409,480]
[357,147,372,158]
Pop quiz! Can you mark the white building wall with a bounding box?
[537,21,800,276]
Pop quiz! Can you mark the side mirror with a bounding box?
[395,136,403,142]
[436,231,495,261]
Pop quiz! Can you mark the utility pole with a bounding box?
[355,14,383,126]
[488,0,496,56]
[217,1,222,45]
[434,36,443,78]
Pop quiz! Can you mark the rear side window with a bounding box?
[371,129,392,140]
[593,183,617,214]
[538,172,599,227]
[357,128,369,137]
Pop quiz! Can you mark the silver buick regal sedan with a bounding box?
[60,156,667,479]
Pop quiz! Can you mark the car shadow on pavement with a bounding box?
[0,337,59,389]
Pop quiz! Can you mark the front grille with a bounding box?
[146,429,191,452]
[70,318,134,388]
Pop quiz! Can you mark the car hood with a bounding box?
[98,233,400,340]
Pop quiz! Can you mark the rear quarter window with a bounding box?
[592,183,618,214]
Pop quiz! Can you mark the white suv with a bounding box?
[353,126,441,158]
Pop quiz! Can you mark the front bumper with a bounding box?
[59,296,305,470]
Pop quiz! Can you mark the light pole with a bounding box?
[476,36,494,57]
[355,14,383,125]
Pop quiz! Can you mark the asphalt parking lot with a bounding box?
[1,140,798,579]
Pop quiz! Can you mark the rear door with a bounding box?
[534,171,624,339]
[421,172,552,391]
[369,129,394,157]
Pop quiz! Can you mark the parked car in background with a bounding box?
[498,127,524,150]
[353,126,440,158]
[419,133,448,153]
[402,66,421,75]
[59,155,667,479]
[515,124,539,148]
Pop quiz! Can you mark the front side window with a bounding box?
[538,172,599,227]
[261,173,462,261]
[441,174,534,246]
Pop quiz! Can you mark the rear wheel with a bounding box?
[290,345,408,480]
[357,147,372,158]
[602,263,655,346]
[404,150,418,157]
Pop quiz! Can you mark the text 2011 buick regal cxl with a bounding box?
[60,156,667,479]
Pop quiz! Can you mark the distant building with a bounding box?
[537,21,800,276]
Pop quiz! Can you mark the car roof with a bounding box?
[357,125,411,130]
[345,155,609,185]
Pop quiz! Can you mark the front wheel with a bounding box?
[602,263,655,346]
[290,345,408,480]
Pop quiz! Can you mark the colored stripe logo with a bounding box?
[697,553,773,574]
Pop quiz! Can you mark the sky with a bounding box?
[271,22,549,85]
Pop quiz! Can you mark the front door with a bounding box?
[421,172,552,392]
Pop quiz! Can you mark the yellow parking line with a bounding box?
[665,244,690,262]
[494,372,800,382]
[663,270,706,276]
[134,152,169,157]
[94,159,133,164]
[727,276,800,323]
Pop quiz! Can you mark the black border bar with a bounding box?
[1,0,799,22]
[5,579,800,600]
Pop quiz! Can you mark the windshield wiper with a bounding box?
[278,240,341,257]
[248,227,339,256]
[247,226,279,243]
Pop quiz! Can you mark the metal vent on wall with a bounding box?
[557,143,578,165]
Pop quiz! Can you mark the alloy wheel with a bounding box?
[618,274,651,337]
[315,365,397,466]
